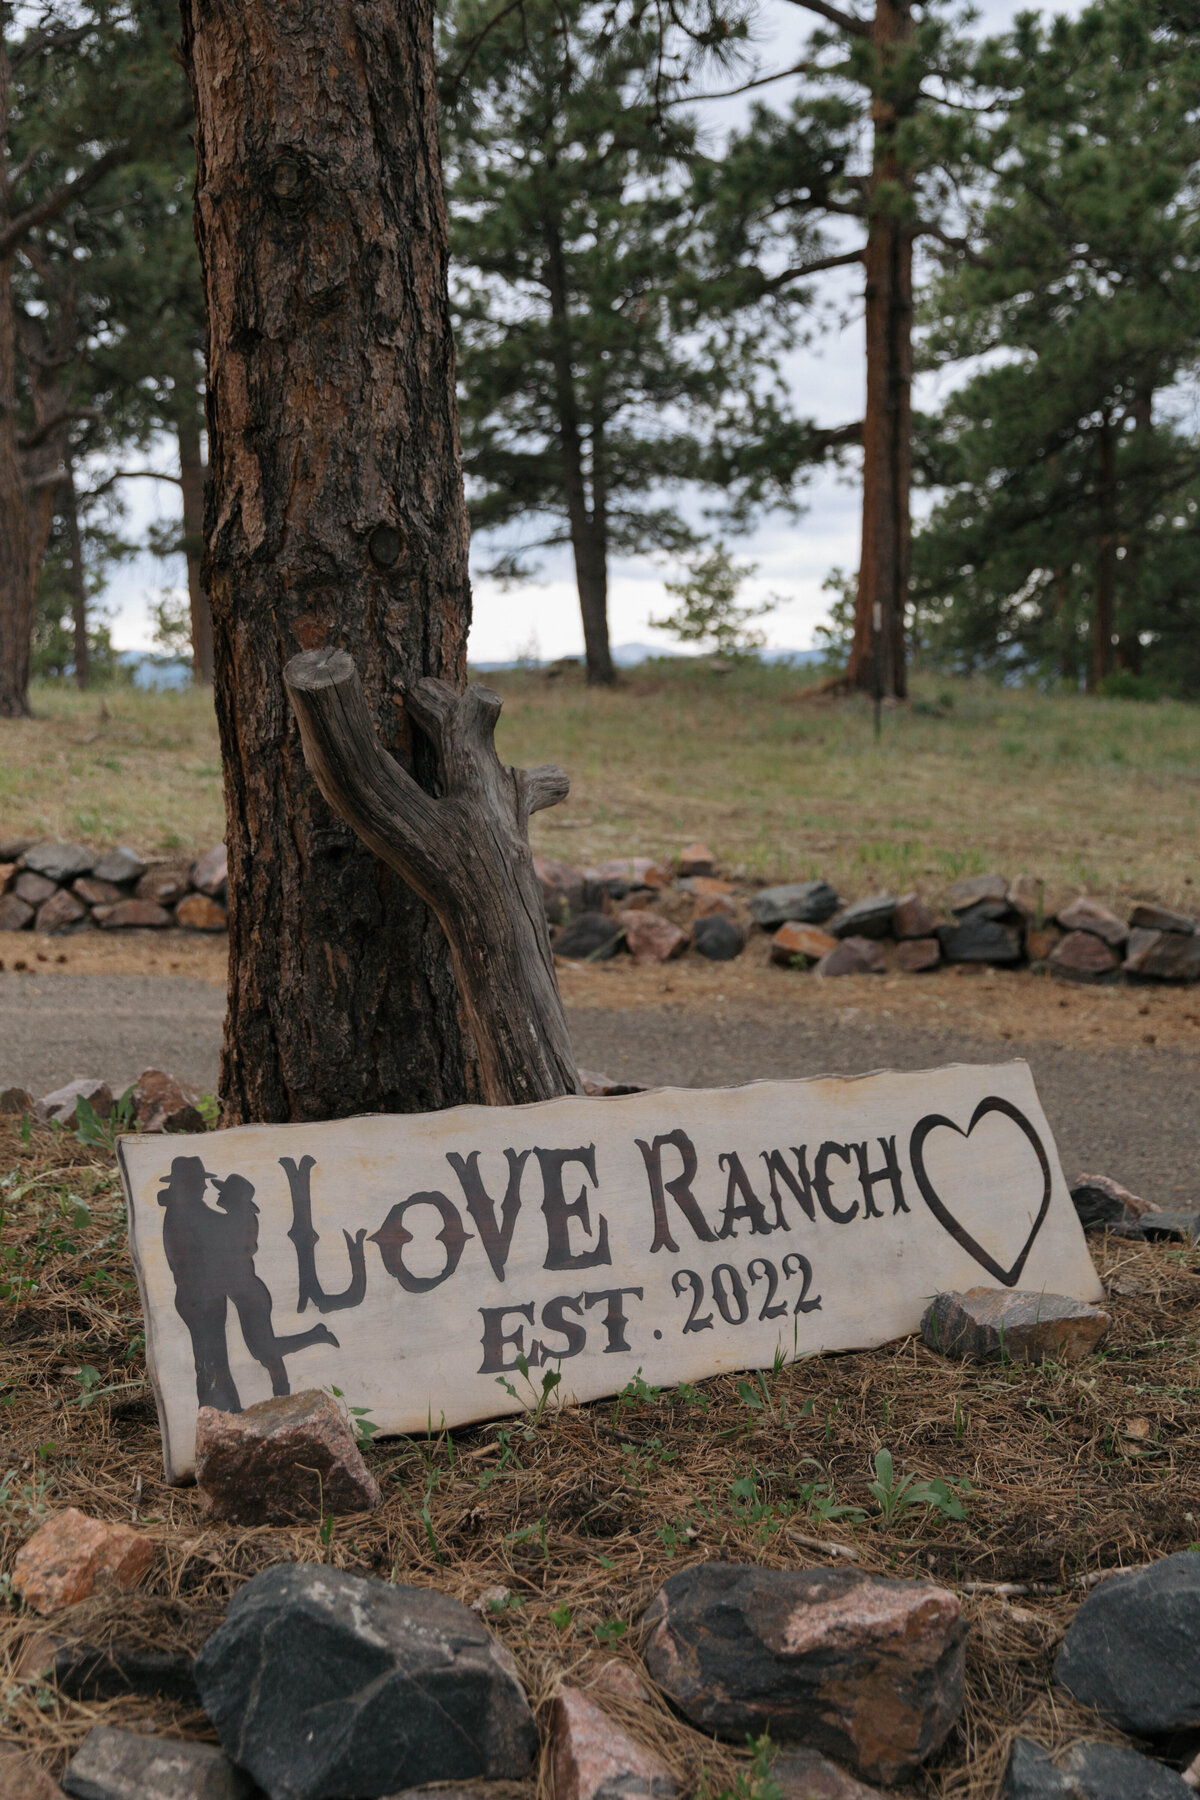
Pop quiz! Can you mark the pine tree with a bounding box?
[442,0,830,685]
[913,0,1200,693]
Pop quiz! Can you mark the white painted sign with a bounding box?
[118,1062,1101,1482]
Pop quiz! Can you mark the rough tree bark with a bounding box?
[181,0,481,1124]
[63,459,89,689]
[846,0,913,701]
[177,407,212,684]
[285,648,580,1105]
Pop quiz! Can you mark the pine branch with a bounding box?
[761,246,864,292]
[0,145,126,259]
[777,0,871,40]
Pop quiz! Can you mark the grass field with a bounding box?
[2,666,1198,910]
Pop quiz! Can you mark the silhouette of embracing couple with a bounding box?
[157,1155,337,1413]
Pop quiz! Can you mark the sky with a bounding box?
[105,0,1089,664]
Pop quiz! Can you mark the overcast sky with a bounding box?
[105,0,1089,662]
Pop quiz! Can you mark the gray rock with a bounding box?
[14,870,57,905]
[136,864,191,907]
[61,1727,253,1800]
[955,897,1016,926]
[190,844,228,899]
[195,1564,537,1800]
[35,1078,113,1127]
[35,889,88,935]
[828,893,896,940]
[554,911,623,960]
[1071,1178,1142,1233]
[771,1746,888,1799]
[692,914,744,960]
[1057,896,1128,947]
[749,881,839,929]
[91,847,147,886]
[1125,930,1200,982]
[1054,1552,1200,1733]
[641,1562,965,1786]
[23,842,93,882]
[1138,1210,1200,1243]
[0,836,36,861]
[0,893,33,930]
[53,1641,198,1705]
[814,937,885,977]
[1129,902,1196,935]
[1001,1736,1191,1798]
[936,918,1023,965]
[947,872,1008,912]
[922,1288,1109,1364]
[1050,930,1120,984]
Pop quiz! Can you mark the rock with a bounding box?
[590,1660,652,1705]
[93,898,173,930]
[770,922,838,967]
[0,1746,61,1800]
[535,856,588,924]
[1057,896,1128,947]
[190,844,228,899]
[0,836,35,860]
[132,1068,207,1134]
[1007,874,1045,920]
[1138,1209,1200,1244]
[555,912,623,960]
[1071,1173,1158,1232]
[176,894,227,932]
[549,1687,678,1800]
[72,877,123,907]
[642,1563,965,1786]
[1025,925,1062,963]
[0,1086,33,1114]
[62,1727,252,1800]
[35,889,88,935]
[892,893,937,939]
[0,861,14,893]
[90,847,146,885]
[578,1069,647,1097]
[921,1288,1109,1364]
[771,1747,888,1800]
[23,842,93,882]
[1125,930,1200,982]
[947,873,1008,913]
[692,915,744,961]
[52,1640,199,1705]
[828,893,897,940]
[195,1563,537,1798]
[955,897,1013,925]
[1129,902,1195,935]
[618,910,687,965]
[814,937,885,977]
[682,875,735,897]
[11,1509,154,1614]
[895,938,940,973]
[586,858,669,890]
[1055,1552,1200,1734]
[749,881,839,929]
[14,870,58,905]
[35,1079,113,1128]
[694,892,738,920]
[936,918,1023,966]
[1001,1737,1191,1799]
[195,1390,382,1525]
[135,865,191,906]
[677,841,716,877]
[1050,931,1120,983]
[0,893,33,930]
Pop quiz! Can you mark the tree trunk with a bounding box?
[63,459,89,690]
[181,0,480,1125]
[1092,413,1118,692]
[177,406,212,683]
[543,212,615,685]
[0,252,33,718]
[1115,389,1151,675]
[286,649,579,1105]
[847,0,913,702]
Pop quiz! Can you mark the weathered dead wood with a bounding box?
[284,647,580,1107]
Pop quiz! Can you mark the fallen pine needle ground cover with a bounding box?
[1,1116,1198,1798]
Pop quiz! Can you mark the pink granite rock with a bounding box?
[618,910,687,964]
[550,1687,678,1800]
[12,1509,154,1614]
[195,1389,382,1525]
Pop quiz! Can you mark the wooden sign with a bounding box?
[118,1062,1101,1482]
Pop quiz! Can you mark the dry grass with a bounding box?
[2,668,1199,913]
[2,1116,1199,1798]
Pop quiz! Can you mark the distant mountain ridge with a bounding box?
[471,642,823,672]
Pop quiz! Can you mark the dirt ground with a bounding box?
[0,935,1196,1202]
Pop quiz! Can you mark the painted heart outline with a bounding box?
[908,1095,1053,1287]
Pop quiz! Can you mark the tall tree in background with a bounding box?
[695,0,978,697]
[181,0,480,1124]
[0,0,178,717]
[913,0,1200,692]
[443,0,831,685]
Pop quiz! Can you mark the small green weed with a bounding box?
[868,1448,972,1525]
